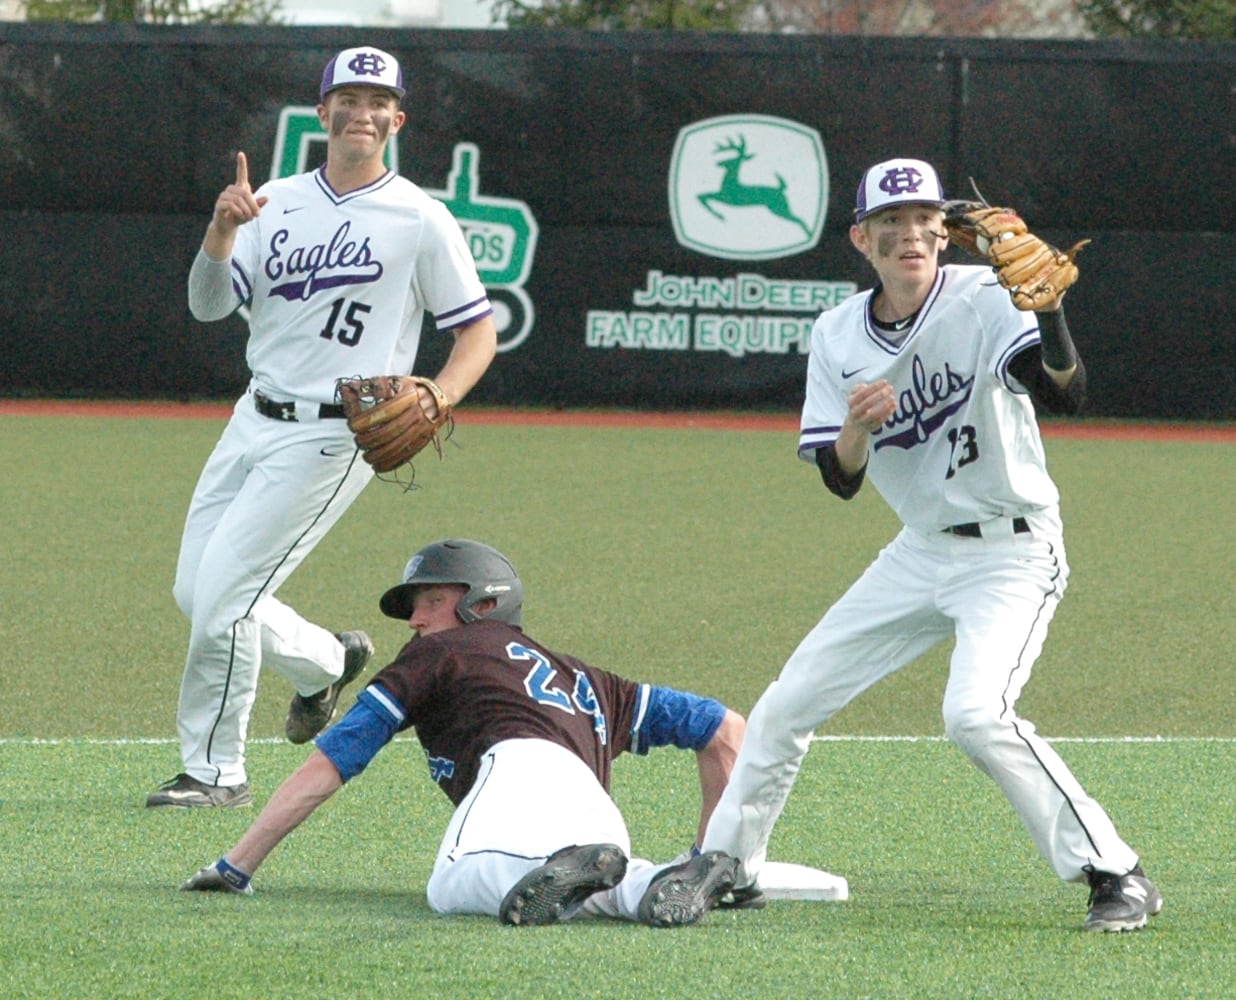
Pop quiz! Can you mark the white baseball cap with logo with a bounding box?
[854,158,945,222]
[320,46,406,101]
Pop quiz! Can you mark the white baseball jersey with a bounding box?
[797,264,1059,532]
[229,166,491,403]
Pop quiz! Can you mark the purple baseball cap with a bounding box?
[854,158,945,222]
[320,46,406,101]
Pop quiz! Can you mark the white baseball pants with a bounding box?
[703,512,1139,885]
[426,739,670,920]
[171,390,373,786]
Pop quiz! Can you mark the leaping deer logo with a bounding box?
[699,135,812,237]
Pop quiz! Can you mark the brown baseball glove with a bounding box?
[335,375,453,475]
[943,190,1090,311]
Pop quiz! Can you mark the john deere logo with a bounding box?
[670,115,826,261]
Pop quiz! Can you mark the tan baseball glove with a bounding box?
[943,192,1090,311]
[335,375,453,475]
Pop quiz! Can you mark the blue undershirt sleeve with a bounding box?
[631,685,726,756]
[314,685,404,782]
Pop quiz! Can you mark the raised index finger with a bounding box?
[235,151,249,189]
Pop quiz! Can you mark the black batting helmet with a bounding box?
[380,539,524,626]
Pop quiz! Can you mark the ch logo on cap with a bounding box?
[879,167,929,197]
[347,52,389,79]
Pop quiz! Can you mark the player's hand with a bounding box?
[180,858,253,895]
[210,152,268,236]
[847,380,896,434]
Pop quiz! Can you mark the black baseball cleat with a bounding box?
[637,850,739,927]
[285,630,374,744]
[146,773,253,809]
[1084,865,1164,932]
[716,881,768,910]
[499,843,629,926]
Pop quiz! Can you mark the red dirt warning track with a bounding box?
[0,400,1232,442]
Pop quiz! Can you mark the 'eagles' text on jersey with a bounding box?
[229,166,491,403]
[797,265,1060,531]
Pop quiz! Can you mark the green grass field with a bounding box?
[2,411,1233,998]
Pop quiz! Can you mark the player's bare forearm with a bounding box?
[832,422,873,479]
[431,316,498,407]
[201,220,240,262]
[693,709,745,846]
[226,750,344,874]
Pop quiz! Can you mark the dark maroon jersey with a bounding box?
[367,619,643,805]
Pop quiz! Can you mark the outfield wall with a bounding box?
[0,24,1231,419]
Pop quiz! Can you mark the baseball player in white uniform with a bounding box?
[702,158,1163,932]
[148,47,497,809]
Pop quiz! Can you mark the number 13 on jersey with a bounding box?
[946,424,979,480]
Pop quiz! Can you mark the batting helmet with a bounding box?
[380,539,524,626]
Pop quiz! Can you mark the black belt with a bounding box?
[944,517,1030,539]
[253,390,346,422]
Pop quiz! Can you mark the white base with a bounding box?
[758,861,849,901]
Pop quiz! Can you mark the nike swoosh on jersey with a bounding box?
[283,206,305,214]
[841,367,867,379]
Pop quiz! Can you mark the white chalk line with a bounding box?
[1,735,1232,746]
